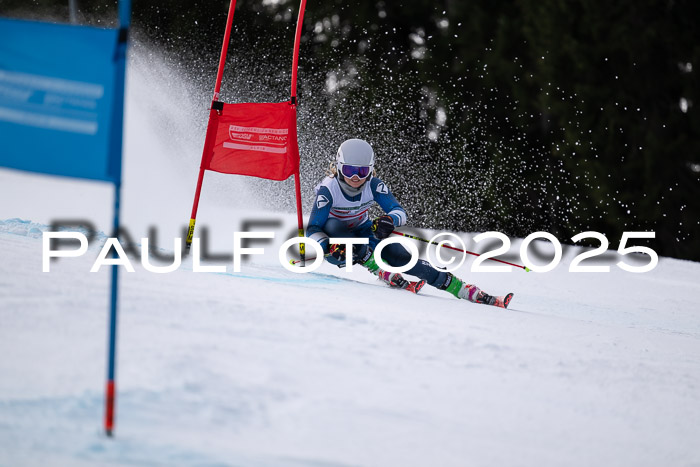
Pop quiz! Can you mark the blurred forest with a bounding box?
[3,0,699,260]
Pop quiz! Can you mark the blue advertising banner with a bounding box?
[0,18,126,182]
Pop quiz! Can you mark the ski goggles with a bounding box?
[339,164,372,179]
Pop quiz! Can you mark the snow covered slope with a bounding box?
[1,216,699,467]
[1,51,699,467]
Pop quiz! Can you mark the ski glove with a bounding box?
[328,243,373,268]
[329,243,347,263]
[372,215,394,240]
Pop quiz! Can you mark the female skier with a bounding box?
[306,138,512,308]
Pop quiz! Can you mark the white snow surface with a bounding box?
[1,53,700,467]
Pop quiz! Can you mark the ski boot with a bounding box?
[360,250,425,294]
[438,273,513,308]
[375,269,426,293]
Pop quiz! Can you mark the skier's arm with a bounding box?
[370,178,407,227]
[306,186,333,252]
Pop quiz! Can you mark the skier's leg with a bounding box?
[434,272,513,306]
[323,218,353,237]
[347,223,418,289]
[357,242,437,290]
[323,219,386,269]
[369,242,441,283]
[434,272,482,302]
[322,218,355,267]
[371,243,503,304]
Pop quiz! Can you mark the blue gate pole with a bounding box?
[104,182,121,437]
[105,0,130,437]
[119,0,131,28]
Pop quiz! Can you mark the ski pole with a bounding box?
[391,231,531,272]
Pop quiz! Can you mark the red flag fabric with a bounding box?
[201,101,300,181]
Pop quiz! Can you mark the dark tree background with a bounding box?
[3,0,699,260]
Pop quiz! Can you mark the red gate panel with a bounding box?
[202,101,299,181]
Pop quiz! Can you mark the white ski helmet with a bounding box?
[336,139,374,180]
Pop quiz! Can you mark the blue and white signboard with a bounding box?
[0,18,127,182]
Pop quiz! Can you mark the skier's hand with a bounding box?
[372,215,394,240]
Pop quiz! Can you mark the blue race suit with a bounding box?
[306,175,447,288]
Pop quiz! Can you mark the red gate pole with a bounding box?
[186,0,238,250]
[291,0,307,263]
[290,0,306,104]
